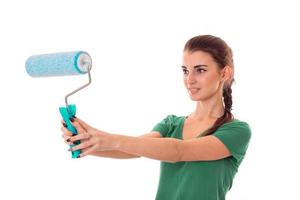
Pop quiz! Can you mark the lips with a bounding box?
[188,88,200,94]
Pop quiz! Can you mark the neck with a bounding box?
[189,93,225,121]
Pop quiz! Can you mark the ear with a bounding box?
[221,66,232,82]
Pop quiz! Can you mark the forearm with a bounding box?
[89,132,161,159]
[113,134,181,163]
[90,150,140,159]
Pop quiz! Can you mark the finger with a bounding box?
[61,122,67,128]
[78,145,98,158]
[64,135,76,145]
[69,140,93,152]
[70,120,87,135]
[61,127,75,145]
[65,140,74,145]
[60,119,66,124]
[73,117,90,130]
[74,121,87,135]
[61,126,73,137]
[69,132,90,143]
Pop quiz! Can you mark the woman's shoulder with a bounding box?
[152,114,184,137]
[161,114,184,126]
[224,118,251,129]
[217,118,252,138]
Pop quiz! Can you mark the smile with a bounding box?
[188,88,200,94]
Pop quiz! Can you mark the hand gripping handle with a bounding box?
[59,104,81,158]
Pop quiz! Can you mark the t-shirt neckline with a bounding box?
[180,116,238,140]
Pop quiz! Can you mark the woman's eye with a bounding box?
[197,68,206,73]
[182,69,188,75]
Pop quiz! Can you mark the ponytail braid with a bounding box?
[203,85,234,136]
[223,86,233,113]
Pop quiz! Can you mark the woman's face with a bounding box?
[182,50,226,101]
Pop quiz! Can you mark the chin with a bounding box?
[188,91,212,101]
[189,95,204,101]
[187,87,218,101]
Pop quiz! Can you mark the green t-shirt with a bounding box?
[151,115,251,200]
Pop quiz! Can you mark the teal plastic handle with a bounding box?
[59,104,81,158]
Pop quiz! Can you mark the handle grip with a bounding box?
[59,104,81,158]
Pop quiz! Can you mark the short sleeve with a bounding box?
[151,115,176,137]
[213,120,251,163]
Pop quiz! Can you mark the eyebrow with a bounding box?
[181,65,208,69]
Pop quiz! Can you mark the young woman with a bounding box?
[61,35,251,200]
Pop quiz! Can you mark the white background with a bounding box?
[0,0,299,199]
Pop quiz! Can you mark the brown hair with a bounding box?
[184,35,235,135]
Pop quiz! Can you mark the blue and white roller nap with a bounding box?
[25,51,93,158]
[26,51,92,77]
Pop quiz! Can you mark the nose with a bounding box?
[186,71,196,84]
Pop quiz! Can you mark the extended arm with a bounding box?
[113,134,231,163]
[68,118,231,162]
[90,132,161,159]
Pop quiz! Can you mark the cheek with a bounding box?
[183,77,188,86]
[201,74,221,89]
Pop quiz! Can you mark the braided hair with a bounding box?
[184,35,235,136]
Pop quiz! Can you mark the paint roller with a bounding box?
[25,51,92,158]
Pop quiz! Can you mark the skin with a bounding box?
[61,50,233,162]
